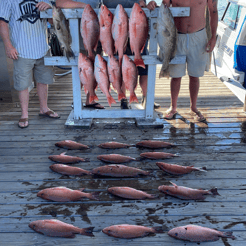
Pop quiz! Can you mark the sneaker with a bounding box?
[141,96,160,109]
[120,99,129,109]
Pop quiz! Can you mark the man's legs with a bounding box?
[18,88,29,127]
[37,83,59,117]
[164,77,181,118]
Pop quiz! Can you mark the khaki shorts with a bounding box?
[13,56,54,91]
[169,28,210,78]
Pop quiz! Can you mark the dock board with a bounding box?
[0,66,246,245]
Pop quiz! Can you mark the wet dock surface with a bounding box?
[1,67,246,245]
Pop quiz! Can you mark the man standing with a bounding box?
[159,0,218,121]
[0,0,59,128]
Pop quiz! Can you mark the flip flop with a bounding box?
[190,110,206,122]
[18,118,29,128]
[39,110,60,119]
[164,110,177,120]
[84,103,105,109]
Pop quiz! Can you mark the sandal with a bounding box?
[164,109,177,120]
[190,110,206,122]
[39,110,60,118]
[18,118,29,128]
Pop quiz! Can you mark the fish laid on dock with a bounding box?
[55,140,89,150]
[140,152,178,159]
[50,164,91,176]
[29,219,94,238]
[107,55,126,101]
[112,4,128,67]
[48,152,88,163]
[98,141,132,149]
[97,154,136,163]
[156,162,206,175]
[91,164,150,177]
[108,187,158,200]
[168,225,235,242]
[52,5,74,61]
[37,187,100,201]
[99,5,114,56]
[129,3,148,68]
[122,54,139,103]
[136,140,175,149]
[158,182,220,200]
[102,224,164,239]
[94,54,116,107]
[157,3,177,78]
[78,52,98,104]
[81,4,100,61]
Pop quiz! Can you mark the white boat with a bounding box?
[211,0,246,110]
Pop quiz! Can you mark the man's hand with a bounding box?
[5,44,18,60]
[206,36,217,53]
[36,2,51,11]
[147,1,157,11]
[139,0,147,8]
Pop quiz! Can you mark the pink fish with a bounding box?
[136,140,175,148]
[29,219,94,237]
[37,187,100,201]
[49,164,91,176]
[48,152,88,164]
[156,162,206,175]
[94,54,116,107]
[97,154,136,163]
[102,224,164,239]
[107,55,126,101]
[168,225,235,242]
[129,3,148,68]
[81,4,100,61]
[99,5,114,56]
[158,182,220,200]
[98,141,132,149]
[55,140,89,150]
[108,187,157,200]
[112,4,128,66]
[122,55,138,103]
[78,53,98,104]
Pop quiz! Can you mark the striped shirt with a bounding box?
[0,0,51,59]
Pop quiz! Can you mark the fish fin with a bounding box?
[152,226,164,234]
[149,194,159,199]
[129,92,138,104]
[210,187,220,196]
[90,191,100,200]
[60,152,66,156]
[107,96,116,107]
[193,167,207,172]
[89,94,99,104]
[222,231,236,240]
[78,188,85,192]
[159,67,170,79]
[118,92,126,101]
[64,47,75,61]
[170,182,177,187]
[134,58,145,69]
[81,227,95,237]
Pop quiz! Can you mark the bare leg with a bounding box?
[169,77,181,113]
[18,88,29,127]
[139,75,147,97]
[189,76,200,112]
[37,83,59,117]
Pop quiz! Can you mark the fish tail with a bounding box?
[194,167,207,172]
[210,187,220,196]
[134,58,145,69]
[222,231,236,240]
[81,227,95,237]
[90,191,100,200]
[107,96,116,107]
[88,53,95,63]
[149,194,159,199]
[89,94,99,104]
[118,92,126,101]
[84,158,90,162]
[152,226,164,234]
[159,67,170,79]
[129,92,138,104]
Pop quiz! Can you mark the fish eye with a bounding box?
[175,233,178,236]
[166,189,169,192]
[140,11,143,13]
[108,230,111,233]
[40,193,44,196]
[108,14,110,16]
[97,170,100,173]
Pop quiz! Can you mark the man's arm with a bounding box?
[206,0,218,52]
[0,20,18,60]
[56,0,87,9]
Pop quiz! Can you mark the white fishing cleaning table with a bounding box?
[41,7,190,128]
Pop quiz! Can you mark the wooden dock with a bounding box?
[1,66,246,245]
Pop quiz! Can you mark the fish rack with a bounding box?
[41,7,190,128]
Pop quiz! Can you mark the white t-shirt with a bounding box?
[0,0,50,59]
